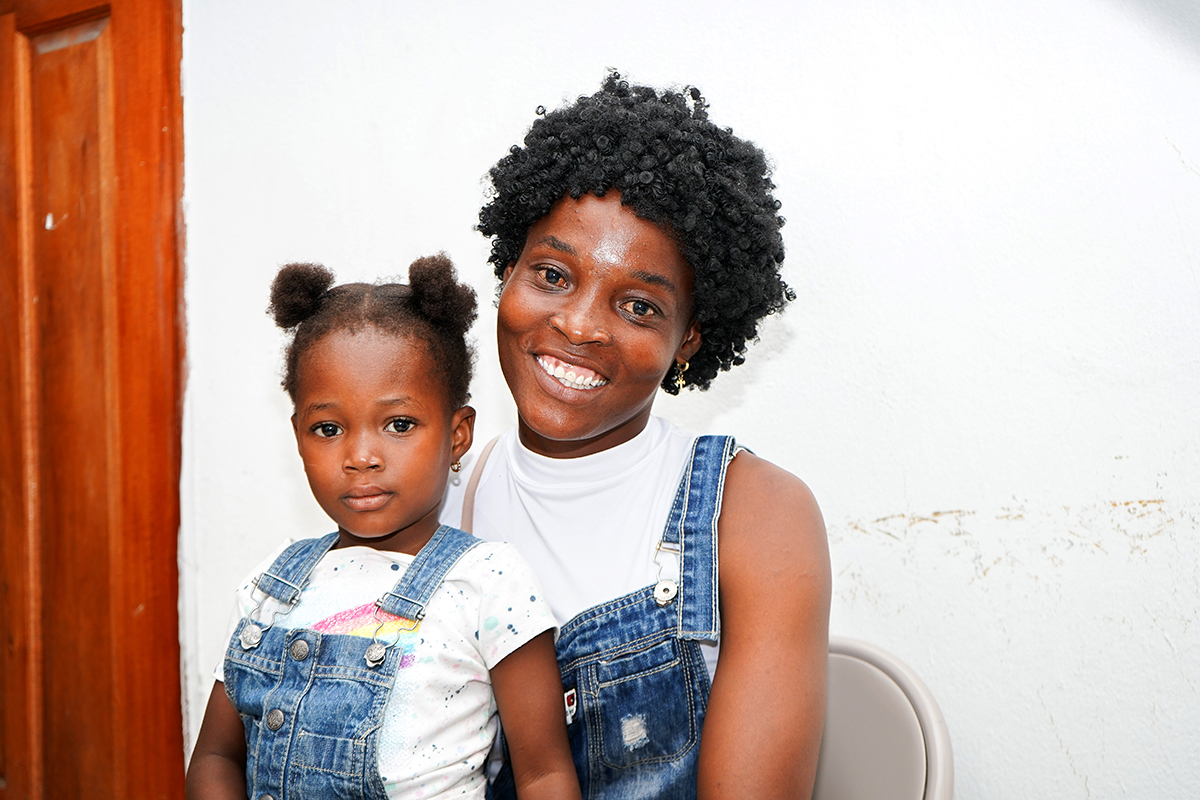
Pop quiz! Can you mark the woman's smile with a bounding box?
[536,354,608,390]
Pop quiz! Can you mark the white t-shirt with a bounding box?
[215,539,555,800]
[442,416,720,677]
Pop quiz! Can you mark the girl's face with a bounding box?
[497,192,701,457]
[292,326,473,554]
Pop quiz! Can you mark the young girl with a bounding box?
[186,255,580,800]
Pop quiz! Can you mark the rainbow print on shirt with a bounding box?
[312,603,421,669]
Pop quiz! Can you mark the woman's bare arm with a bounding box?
[186,681,248,800]
[490,630,582,800]
[697,451,831,800]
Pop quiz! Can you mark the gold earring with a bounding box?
[674,360,689,391]
[450,461,462,473]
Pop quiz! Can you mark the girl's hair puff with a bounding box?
[268,254,477,409]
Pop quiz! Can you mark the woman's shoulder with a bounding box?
[719,449,830,592]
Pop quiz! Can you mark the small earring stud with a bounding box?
[450,461,463,473]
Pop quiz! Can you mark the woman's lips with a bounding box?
[343,486,392,512]
[535,354,608,390]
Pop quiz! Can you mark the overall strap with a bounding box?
[254,532,341,604]
[377,525,482,620]
[661,435,737,640]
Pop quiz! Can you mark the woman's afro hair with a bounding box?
[267,254,478,409]
[478,72,795,393]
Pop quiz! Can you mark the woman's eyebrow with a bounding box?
[534,235,576,255]
[630,270,678,295]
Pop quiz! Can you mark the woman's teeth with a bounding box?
[538,357,607,389]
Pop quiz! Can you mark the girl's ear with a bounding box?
[677,319,702,363]
[450,406,476,463]
[501,263,515,283]
[291,413,301,452]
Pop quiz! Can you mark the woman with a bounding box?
[444,74,830,799]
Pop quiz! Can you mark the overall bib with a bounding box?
[224,525,480,800]
[492,435,737,800]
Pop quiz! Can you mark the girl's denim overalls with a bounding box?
[223,525,480,800]
[492,435,737,800]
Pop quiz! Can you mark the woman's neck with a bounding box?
[516,406,654,459]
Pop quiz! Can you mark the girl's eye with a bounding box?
[313,422,342,438]
[385,418,415,434]
[620,298,658,318]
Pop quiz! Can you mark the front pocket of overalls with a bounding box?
[291,730,366,777]
[591,639,698,769]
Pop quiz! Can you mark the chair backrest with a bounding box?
[811,636,954,800]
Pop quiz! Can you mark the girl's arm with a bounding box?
[697,451,832,800]
[186,681,248,800]
[490,630,583,800]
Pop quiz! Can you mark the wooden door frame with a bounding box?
[0,1,185,797]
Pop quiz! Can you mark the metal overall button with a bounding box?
[239,623,263,650]
[289,639,310,661]
[653,579,678,606]
[265,708,284,731]
[261,795,275,800]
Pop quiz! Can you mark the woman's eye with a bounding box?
[313,422,342,438]
[386,418,415,434]
[621,298,657,318]
[538,266,566,287]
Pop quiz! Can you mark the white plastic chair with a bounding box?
[811,636,954,800]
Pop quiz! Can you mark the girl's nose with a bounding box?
[344,434,383,471]
[550,294,610,346]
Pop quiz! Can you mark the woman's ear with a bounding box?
[450,406,476,463]
[677,319,702,363]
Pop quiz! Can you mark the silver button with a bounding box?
[289,639,310,661]
[364,642,387,668]
[653,579,678,606]
[239,623,262,650]
[262,795,275,800]
[265,708,284,731]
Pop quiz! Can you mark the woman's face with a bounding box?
[497,192,701,457]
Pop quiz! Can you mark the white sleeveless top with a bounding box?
[441,416,720,677]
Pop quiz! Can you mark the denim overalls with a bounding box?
[224,525,480,800]
[492,435,737,800]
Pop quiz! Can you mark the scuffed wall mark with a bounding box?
[1037,687,1091,799]
[1165,135,1200,178]
[851,520,899,541]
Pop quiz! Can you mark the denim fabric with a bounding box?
[492,435,736,800]
[224,526,480,800]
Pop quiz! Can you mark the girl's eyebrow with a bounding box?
[300,397,415,416]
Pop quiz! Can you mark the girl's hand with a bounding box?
[698,451,831,800]
[186,681,248,800]
[490,631,583,800]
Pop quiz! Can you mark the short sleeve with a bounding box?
[467,543,557,670]
[212,537,297,682]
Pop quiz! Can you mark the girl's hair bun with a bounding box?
[269,262,335,329]
[407,253,478,338]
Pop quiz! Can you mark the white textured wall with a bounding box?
[180,1,1200,796]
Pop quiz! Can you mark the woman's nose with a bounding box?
[550,293,610,346]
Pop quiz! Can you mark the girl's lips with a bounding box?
[342,487,392,512]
